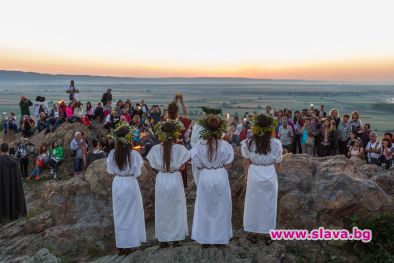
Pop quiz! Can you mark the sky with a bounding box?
[0,0,394,82]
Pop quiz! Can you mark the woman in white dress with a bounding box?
[147,120,190,248]
[106,124,146,255]
[241,114,283,245]
[191,115,234,247]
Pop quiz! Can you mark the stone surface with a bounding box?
[0,127,393,262]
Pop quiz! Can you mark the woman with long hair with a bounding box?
[106,124,146,255]
[318,118,334,157]
[191,115,234,247]
[147,120,190,248]
[349,111,363,136]
[242,114,283,244]
[347,138,365,162]
[29,145,49,181]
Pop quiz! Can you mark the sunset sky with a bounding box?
[1,0,394,82]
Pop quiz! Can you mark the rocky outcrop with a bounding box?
[0,132,393,262]
[232,154,392,230]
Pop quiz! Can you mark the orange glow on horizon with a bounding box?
[1,49,394,83]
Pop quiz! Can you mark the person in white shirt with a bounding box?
[365,131,382,165]
[106,124,146,255]
[191,115,234,247]
[147,121,190,248]
[241,114,282,245]
[278,117,293,153]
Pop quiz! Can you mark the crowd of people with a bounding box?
[1,80,393,254]
[1,80,393,183]
[228,104,393,169]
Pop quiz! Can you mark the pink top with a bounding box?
[66,106,74,117]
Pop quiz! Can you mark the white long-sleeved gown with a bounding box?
[147,144,190,242]
[241,138,283,234]
[106,149,146,248]
[190,140,234,244]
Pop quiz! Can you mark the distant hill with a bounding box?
[0,70,319,85]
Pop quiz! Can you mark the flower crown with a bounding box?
[251,114,278,137]
[154,120,185,142]
[109,121,137,145]
[198,116,227,140]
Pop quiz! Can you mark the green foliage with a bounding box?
[346,212,394,263]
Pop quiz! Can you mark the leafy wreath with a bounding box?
[198,117,227,140]
[153,119,185,142]
[250,114,278,137]
[109,121,137,145]
[201,107,222,115]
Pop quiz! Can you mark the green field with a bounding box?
[0,81,393,133]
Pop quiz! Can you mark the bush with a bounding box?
[346,213,394,262]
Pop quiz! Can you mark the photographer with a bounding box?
[19,96,33,117]
[2,112,18,134]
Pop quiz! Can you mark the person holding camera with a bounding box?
[19,96,33,117]
[2,112,18,135]
[66,80,79,101]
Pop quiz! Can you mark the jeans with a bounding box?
[73,158,84,173]
[37,121,47,132]
[292,134,303,154]
[46,118,63,130]
[30,166,41,177]
[2,123,18,134]
[302,144,314,155]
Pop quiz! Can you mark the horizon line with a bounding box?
[2,68,394,85]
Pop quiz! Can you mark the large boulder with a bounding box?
[0,143,393,262]
[232,153,393,230]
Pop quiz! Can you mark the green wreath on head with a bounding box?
[109,121,137,145]
[250,114,278,137]
[197,117,227,140]
[153,120,185,142]
[201,107,222,115]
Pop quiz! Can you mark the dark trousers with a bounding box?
[338,140,348,155]
[292,134,303,154]
[49,159,63,173]
[19,158,29,177]
[377,155,392,169]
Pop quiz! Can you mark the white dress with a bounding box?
[241,138,283,234]
[106,149,146,248]
[146,144,190,242]
[190,140,234,244]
